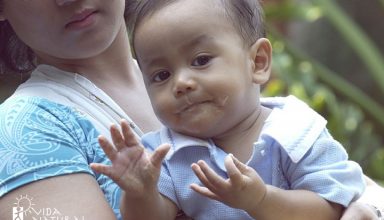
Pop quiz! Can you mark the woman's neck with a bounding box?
[78,26,137,87]
[37,23,136,86]
[36,23,163,133]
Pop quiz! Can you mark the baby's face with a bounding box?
[134,0,262,138]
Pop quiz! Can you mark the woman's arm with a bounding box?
[0,97,120,219]
[0,173,117,220]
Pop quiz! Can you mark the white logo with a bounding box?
[12,195,85,220]
[13,195,35,220]
[13,207,24,220]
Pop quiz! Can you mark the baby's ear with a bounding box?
[249,38,272,84]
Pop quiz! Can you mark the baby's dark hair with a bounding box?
[126,0,266,50]
[0,0,132,76]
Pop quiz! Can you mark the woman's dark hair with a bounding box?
[0,0,131,76]
[0,21,36,76]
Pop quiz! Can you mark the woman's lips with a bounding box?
[65,9,97,29]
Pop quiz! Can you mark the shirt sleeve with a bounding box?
[0,96,99,197]
[281,130,365,207]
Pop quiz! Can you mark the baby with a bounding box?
[91,0,365,219]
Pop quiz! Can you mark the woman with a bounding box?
[0,0,381,219]
[0,0,160,219]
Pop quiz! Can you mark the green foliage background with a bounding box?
[263,0,384,183]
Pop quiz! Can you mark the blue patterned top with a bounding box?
[0,96,121,218]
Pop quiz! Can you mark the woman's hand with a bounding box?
[190,154,266,212]
[90,119,170,198]
[341,175,384,220]
[341,202,379,220]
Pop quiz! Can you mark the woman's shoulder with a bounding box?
[0,95,97,147]
[0,95,88,124]
[0,95,102,197]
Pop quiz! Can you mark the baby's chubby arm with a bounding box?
[90,120,178,220]
[191,155,343,220]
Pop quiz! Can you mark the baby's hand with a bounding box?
[190,154,266,212]
[90,119,170,198]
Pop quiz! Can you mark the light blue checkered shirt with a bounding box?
[142,96,365,220]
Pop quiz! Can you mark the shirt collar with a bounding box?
[159,127,229,171]
[260,95,327,162]
[160,95,327,164]
[160,127,212,160]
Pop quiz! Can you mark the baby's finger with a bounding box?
[120,119,140,147]
[98,135,118,161]
[231,154,250,174]
[110,124,125,151]
[191,163,216,191]
[90,163,113,179]
[150,144,171,168]
[224,154,244,187]
[196,160,227,190]
[190,183,220,201]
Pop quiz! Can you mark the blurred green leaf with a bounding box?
[269,27,384,128]
[311,0,384,93]
[264,1,384,180]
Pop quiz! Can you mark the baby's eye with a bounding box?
[191,55,212,67]
[152,70,171,82]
